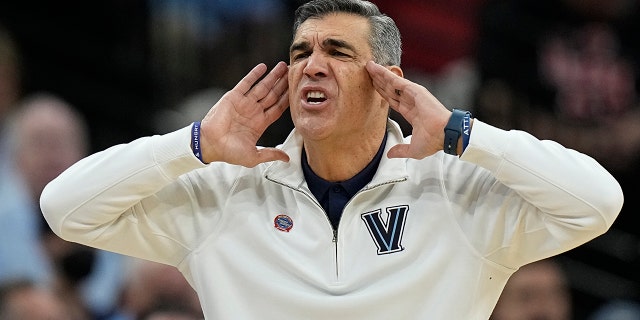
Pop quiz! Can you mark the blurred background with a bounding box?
[0,0,638,319]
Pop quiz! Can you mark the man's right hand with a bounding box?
[199,62,290,167]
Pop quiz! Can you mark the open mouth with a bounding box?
[306,91,327,105]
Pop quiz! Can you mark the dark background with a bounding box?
[1,1,638,319]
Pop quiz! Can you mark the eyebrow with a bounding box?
[290,41,311,54]
[290,38,357,54]
[323,38,356,52]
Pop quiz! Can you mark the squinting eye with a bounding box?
[293,53,310,61]
[332,51,348,57]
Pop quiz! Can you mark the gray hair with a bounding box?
[292,0,402,66]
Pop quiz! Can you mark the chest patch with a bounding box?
[361,205,409,255]
[274,214,294,232]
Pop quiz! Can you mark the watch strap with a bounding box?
[443,109,471,156]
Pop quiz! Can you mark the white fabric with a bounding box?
[41,119,623,320]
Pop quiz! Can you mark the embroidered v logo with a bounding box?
[361,205,408,255]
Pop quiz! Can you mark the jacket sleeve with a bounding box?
[455,120,623,269]
[39,125,212,266]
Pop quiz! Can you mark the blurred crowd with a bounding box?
[1,0,639,319]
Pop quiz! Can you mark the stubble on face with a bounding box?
[288,13,385,145]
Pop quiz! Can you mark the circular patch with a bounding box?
[274,214,293,232]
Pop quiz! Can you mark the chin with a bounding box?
[294,119,333,141]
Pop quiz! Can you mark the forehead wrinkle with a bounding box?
[290,28,322,54]
[290,35,357,55]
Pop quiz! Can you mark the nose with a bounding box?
[303,52,328,79]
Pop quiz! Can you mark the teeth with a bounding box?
[306,91,326,99]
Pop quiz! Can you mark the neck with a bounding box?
[303,126,386,182]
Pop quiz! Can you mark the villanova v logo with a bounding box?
[361,205,409,255]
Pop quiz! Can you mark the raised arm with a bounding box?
[366,60,623,267]
[40,62,291,265]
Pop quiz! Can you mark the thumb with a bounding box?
[252,148,290,166]
[387,144,410,159]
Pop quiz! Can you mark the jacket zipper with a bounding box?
[329,178,407,277]
[333,229,339,277]
[268,177,408,279]
[289,187,340,276]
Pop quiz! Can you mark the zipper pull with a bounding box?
[332,229,338,243]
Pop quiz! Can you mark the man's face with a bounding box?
[288,13,387,143]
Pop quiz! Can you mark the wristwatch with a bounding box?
[443,109,472,156]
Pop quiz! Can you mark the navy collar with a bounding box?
[302,131,388,203]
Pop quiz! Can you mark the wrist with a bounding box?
[191,121,205,163]
[443,109,472,156]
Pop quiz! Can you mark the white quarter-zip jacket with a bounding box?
[40,119,623,320]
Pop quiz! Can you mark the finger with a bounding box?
[250,148,290,167]
[373,79,403,111]
[233,63,269,95]
[264,91,289,124]
[366,61,398,89]
[258,68,289,108]
[366,61,406,103]
[247,61,289,101]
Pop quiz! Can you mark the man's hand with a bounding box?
[366,61,452,159]
[200,62,290,167]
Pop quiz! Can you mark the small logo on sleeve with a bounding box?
[274,214,293,232]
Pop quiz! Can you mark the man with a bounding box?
[0,93,125,318]
[114,259,203,319]
[0,24,21,128]
[0,279,68,320]
[490,259,571,320]
[40,0,623,319]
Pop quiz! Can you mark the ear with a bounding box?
[387,65,404,78]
